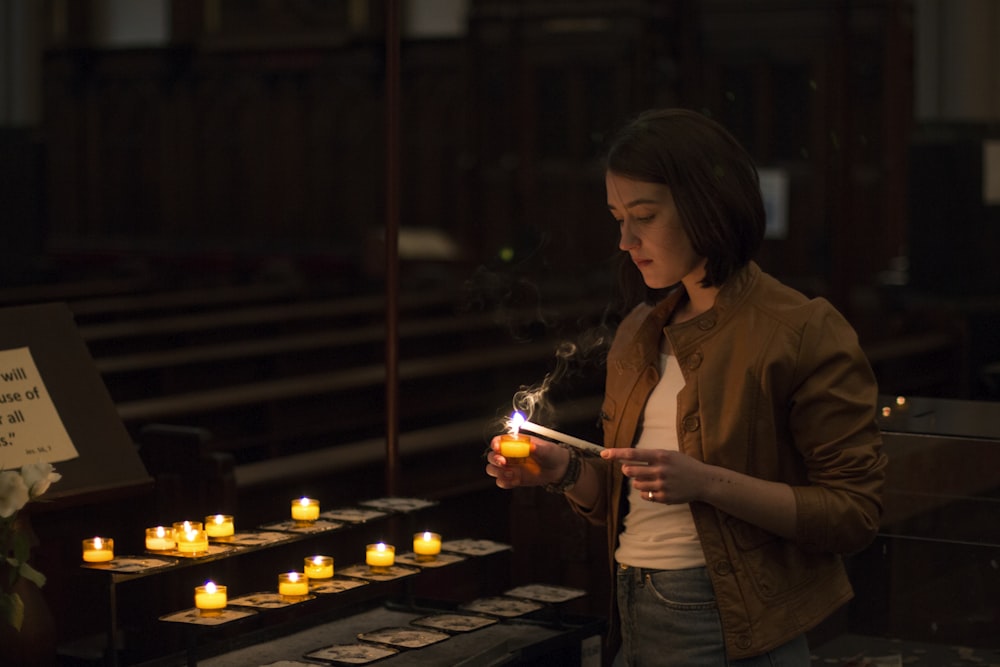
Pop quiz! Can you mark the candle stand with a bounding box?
[78,498,551,666]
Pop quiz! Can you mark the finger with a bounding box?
[601,448,651,465]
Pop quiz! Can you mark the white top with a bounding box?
[614,353,706,570]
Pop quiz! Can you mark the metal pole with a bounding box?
[384,0,401,496]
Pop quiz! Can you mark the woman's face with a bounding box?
[606,171,706,289]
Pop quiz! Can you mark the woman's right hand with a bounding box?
[485,435,569,489]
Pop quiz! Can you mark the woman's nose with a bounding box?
[619,221,637,250]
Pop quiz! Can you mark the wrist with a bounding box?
[544,445,581,494]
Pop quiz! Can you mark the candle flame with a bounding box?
[422,531,432,541]
[205,581,217,593]
[156,526,166,538]
[184,529,198,540]
[183,520,193,531]
[288,572,300,582]
[298,497,311,506]
[94,537,103,549]
[376,543,386,552]
[212,515,225,525]
[508,412,525,436]
[312,556,324,565]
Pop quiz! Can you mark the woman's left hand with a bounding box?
[601,447,707,504]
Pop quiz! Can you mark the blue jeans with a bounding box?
[613,564,810,667]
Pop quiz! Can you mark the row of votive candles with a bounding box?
[82,530,443,566]
[83,497,323,560]
[190,534,440,615]
[192,556,332,616]
[81,517,225,562]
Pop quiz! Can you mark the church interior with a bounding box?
[0,1,998,665]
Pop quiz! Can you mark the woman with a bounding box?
[485,108,886,666]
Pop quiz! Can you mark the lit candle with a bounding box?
[498,432,531,460]
[176,528,209,554]
[304,555,334,579]
[290,497,320,522]
[194,581,227,615]
[145,526,176,551]
[277,572,309,597]
[172,521,203,541]
[82,537,114,563]
[205,514,235,538]
[413,531,441,561]
[366,542,395,570]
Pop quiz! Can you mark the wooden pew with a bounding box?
[77,289,461,357]
[67,280,302,324]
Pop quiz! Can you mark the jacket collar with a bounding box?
[617,262,761,371]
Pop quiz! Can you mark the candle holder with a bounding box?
[145,526,176,551]
[278,572,309,598]
[82,537,114,563]
[172,521,203,541]
[176,528,210,554]
[413,531,442,562]
[290,497,320,524]
[499,432,531,462]
[304,555,334,580]
[194,582,227,617]
[365,543,395,573]
[205,514,235,540]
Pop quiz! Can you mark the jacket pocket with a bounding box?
[725,516,819,601]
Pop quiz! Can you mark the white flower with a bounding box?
[19,462,62,498]
[0,470,30,519]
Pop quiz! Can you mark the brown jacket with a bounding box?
[569,262,886,661]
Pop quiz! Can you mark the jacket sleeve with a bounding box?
[788,300,887,554]
[566,455,615,526]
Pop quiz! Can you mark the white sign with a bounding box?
[0,347,79,469]
[759,168,790,240]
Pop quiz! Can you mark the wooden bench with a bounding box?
[77,289,462,357]
[67,280,302,323]
[93,299,602,400]
[116,337,581,443]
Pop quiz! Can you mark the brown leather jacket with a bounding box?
[569,262,886,661]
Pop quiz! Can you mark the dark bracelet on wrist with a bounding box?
[544,445,581,494]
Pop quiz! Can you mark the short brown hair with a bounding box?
[605,109,765,304]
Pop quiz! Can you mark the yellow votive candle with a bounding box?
[205,514,235,538]
[290,497,320,522]
[176,528,209,554]
[499,433,531,460]
[172,521,203,540]
[304,555,334,579]
[366,543,395,569]
[277,572,309,597]
[413,531,442,561]
[194,582,227,615]
[145,526,175,551]
[82,537,114,563]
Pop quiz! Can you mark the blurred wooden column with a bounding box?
[384,0,401,496]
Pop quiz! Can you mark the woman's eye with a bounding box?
[635,215,654,223]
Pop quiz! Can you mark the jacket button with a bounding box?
[686,352,702,370]
[682,416,700,432]
[698,318,715,331]
[737,634,752,649]
[713,560,732,575]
